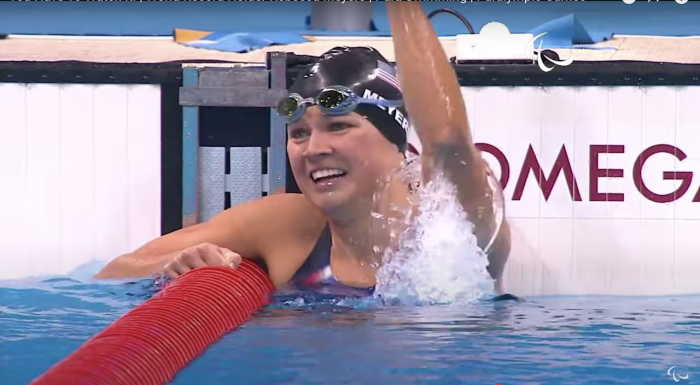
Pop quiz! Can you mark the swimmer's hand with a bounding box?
[161,243,242,279]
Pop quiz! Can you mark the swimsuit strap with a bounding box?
[288,225,375,297]
[290,225,332,281]
[483,169,506,254]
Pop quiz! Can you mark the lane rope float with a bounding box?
[30,259,274,385]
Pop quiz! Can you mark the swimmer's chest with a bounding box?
[262,235,321,289]
[262,227,378,290]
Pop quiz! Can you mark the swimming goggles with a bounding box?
[276,85,403,123]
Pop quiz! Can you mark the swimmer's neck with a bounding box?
[328,215,381,264]
[328,180,409,264]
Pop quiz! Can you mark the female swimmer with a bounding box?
[95,2,511,296]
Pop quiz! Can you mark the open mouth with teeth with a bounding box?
[310,169,348,183]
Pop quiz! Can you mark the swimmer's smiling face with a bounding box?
[287,106,402,218]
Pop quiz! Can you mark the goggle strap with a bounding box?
[356,98,404,108]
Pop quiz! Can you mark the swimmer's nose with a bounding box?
[303,132,333,160]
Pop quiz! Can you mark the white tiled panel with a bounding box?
[0,83,161,280]
[571,87,610,220]
[605,87,643,221]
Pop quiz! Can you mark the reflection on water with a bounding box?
[2,278,700,385]
[196,295,700,385]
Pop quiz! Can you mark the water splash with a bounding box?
[373,160,494,306]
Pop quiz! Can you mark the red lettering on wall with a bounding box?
[476,142,700,203]
[633,144,693,204]
[589,145,625,202]
[511,145,582,201]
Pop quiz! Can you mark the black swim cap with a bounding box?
[289,46,409,152]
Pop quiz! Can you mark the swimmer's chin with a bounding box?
[305,191,355,216]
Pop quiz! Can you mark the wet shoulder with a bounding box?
[254,193,328,287]
[255,193,327,240]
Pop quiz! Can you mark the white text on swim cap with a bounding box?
[363,89,410,134]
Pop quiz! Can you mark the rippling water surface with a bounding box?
[1,278,699,385]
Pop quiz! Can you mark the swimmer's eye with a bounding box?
[327,122,352,132]
[288,127,309,140]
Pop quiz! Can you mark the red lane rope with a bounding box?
[29,259,275,385]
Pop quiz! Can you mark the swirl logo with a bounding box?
[668,366,689,382]
[524,32,574,73]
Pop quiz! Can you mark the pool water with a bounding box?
[1,277,698,385]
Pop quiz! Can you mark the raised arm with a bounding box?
[386,3,494,238]
[387,3,511,287]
